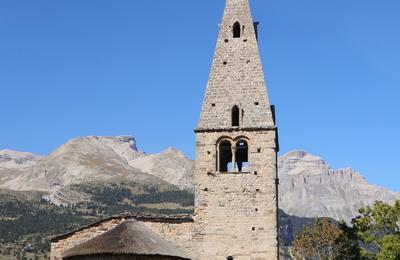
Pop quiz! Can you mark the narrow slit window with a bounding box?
[233,22,241,38]
[232,105,240,127]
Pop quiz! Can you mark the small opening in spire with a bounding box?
[232,105,240,127]
[233,22,241,38]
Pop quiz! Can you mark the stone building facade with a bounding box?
[51,0,278,259]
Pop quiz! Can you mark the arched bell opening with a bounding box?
[218,140,232,172]
[235,140,249,172]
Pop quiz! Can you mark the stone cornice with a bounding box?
[194,126,277,133]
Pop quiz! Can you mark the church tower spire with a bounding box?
[193,0,279,258]
[196,0,275,131]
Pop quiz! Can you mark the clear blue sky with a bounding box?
[0,1,399,191]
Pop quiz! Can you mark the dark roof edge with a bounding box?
[64,253,189,260]
[51,212,194,243]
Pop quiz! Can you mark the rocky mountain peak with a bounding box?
[162,147,187,157]
[101,135,138,151]
[0,136,194,197]
[126,147,194,190]
[0,149,42,169]
[279,150,330,176]
[280,150,309,159]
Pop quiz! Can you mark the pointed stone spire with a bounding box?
[196,0,275,131]
[193,1,279,259]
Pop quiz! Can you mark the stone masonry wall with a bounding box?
[193,130,279,260]
[142,221,194,258]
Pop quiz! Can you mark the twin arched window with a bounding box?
[218,139,249,173]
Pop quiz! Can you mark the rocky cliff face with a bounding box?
[96,136,194,190]
[126,147,194,190]
[0,150,43,192]
[278,151,400,223]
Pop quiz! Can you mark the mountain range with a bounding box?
[0,136,193,206]
[278,151,399,223]
[1,135,398,223]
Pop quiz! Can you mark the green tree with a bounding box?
[377,235,400,260]
[353,200,400,260]
[293,218,360,260]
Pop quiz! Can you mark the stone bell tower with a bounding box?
[193,0,279,259]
